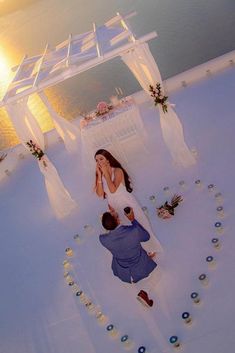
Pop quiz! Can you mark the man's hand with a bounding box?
[125,207,135,222]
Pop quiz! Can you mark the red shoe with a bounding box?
[137,290,154,308]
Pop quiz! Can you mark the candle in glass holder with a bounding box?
[179,180,186,188]
[216,206,224,218]
[63,260,72,270]
[149,195,156,203]
[208,184,215,192]
[80,294,89,304]
[96,311,108,325]
[182,312,192,325]
[120,334,133,349]
[84,224,93,234]
[71,283,80,293]
[65,247,73,257]
[206,255,216,269]
[138,347,147,353]
[190,292,201,304]
[73,234,81,243]
[85,301,96,314]
[195,179,202,188]
[198,273,209,286]
[214,221,224,234]
[215,192,223,203]
[163,186,170,195]
[169,336,181,349]
[141,206,148,216]
[211,237,221,249]
[63,271,70,279]
[106,324,119,338]
[65,275,73,284]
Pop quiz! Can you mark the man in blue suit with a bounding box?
[99,207,160,307]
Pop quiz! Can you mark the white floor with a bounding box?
[0,65,235,353]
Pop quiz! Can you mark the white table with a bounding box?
[80,102,147,163]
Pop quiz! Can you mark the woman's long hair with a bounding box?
[95,149,133,193]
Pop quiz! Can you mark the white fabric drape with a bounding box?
[39,91,80,153]
[121,43,196,167]
[38,156,77,218]
[5,98,45,150]
[6,99,77,218]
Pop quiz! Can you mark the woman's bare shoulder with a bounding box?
[114,167,124,175]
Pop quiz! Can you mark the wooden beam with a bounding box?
[93,23,101,58]
[0,31,157,107]
[116,11,136,43]
[33,44,49,87]
[66,34,72,67]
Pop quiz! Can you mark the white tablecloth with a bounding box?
[80,104,147,163]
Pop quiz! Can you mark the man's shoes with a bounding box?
[137,290,153,308]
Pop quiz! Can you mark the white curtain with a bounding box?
[38,156,77,218]
[39,91,80,153]
[121,43,196,167]
[5,97,45,150]
[6,99,77,218]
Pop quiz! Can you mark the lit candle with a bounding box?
[169,336,181,349]
[190,292,201,304]
[96,311,108,325]
[216,206,224,218]
[211,237,221,249]
[208,184,215,192]
[206,255,216,269]
[5,169,11,176]
[214,221,224,234]
[215,192,223,204]
[63,260,72,270]
[73,234,81,243]
[195,179,202,188]
[138,347,147,353]
[149,195,156,203]
[84,224,93,233]
[198,273,209,286]
[85,301,96,314]
[179,180,186,188]
[65,275,73,284]
[106,324,119,338]
[120,334,133,349]
[65,247,73,257]
[71,284,80,293]
[141,206,148,216]
[182,312,192,325]
[163,186,170,195]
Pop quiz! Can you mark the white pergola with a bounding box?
[0,12,196,219]
[0,12,156,106]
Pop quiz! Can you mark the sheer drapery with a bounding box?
[39,91,80,153]
[121,43,196,167]
[5,98,45,150]
[38,156,77,218]
[6,100,77,218]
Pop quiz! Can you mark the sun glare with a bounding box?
[0,47,12,87]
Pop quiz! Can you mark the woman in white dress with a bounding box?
[94,149,163,254]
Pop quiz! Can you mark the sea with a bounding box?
[0,0,234,150]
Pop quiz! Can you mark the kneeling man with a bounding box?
[99,207,160,307]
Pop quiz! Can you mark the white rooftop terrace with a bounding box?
[0,53,235,353]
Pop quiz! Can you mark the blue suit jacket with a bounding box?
[99,220,157,283]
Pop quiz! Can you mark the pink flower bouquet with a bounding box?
[97,101,109,115]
